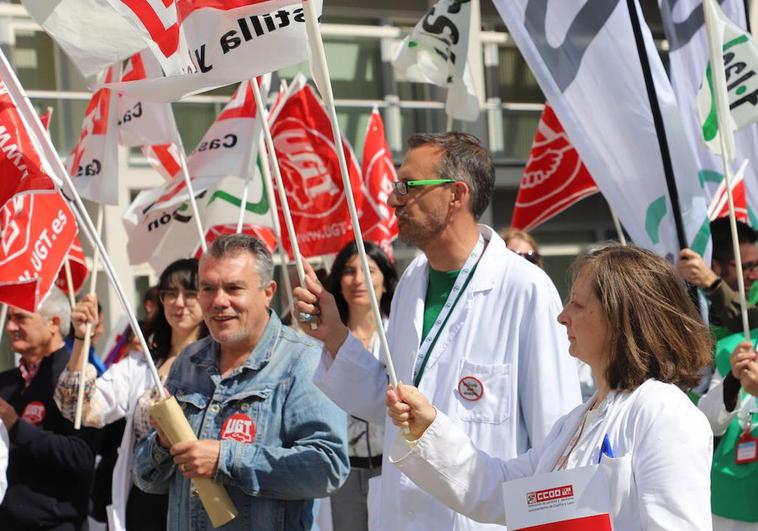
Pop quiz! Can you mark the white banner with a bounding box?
[105,0,320,101]
[493,0,710,261]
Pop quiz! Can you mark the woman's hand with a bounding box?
[730,341,757,379]
[70,294,98,340]
[386,383,437,440]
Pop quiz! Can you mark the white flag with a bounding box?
[393,0,480,122]
[697,0,758,156]
[105,0,320,101]
[659,0,758,224]
[20,0,146,78]
[492,0,710,261]
[123,173,275,269]
[67,65,120,204]
[117,50,178,147]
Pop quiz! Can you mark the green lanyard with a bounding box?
[413,259,482,387]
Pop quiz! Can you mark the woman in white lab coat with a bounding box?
[386,245,715,531]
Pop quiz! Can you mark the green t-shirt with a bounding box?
[422,268,460,341]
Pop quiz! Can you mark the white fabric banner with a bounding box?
[492,0,710,260]
[393,0,479,121]
[659,0,758,222]
[105,0,320,101]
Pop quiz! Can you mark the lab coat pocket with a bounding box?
[599,453,632,519]
[455,360,511,424]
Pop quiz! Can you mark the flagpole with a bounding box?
[63,260,77,307]
[704,0,751,340]
[0,304,7,345]
[610,207,627,246]
[257,133,297,324]
[302,0,399,387]
[0,50,165,398]
[74,205,103,429]
[250,80,316,334]
[170,114,207,253]
[236,172,250,234]
[626,0,689,250]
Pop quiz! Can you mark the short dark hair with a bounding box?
[710,218,758,266]
[573,245,712,391]
[326,241,398,324]
[202,234,274,284]
[407,132,494,219]
[144,258,208,365]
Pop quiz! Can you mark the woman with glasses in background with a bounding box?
[55,258,208,531]
[500,227,543,268]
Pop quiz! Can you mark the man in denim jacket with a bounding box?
[133,234,349,530]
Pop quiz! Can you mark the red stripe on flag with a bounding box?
[515,513,612,531]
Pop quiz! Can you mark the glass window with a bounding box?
[13,29,56,90]
[496,46,543,103]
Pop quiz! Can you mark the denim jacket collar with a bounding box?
[190,311,282,372]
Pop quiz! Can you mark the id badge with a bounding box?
[736,433,758,464]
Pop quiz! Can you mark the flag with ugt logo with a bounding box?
[0,77,77,311]
[67,65,120,204]
[267,74,364,258]
[360,107,398,256]
[512,103,598,231]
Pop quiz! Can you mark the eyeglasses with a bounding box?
[729,260,758,273]
[159,289,199,304]
[392,179,456,196]
[515,250,541,265]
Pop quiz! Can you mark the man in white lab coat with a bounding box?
[295,132,582,530]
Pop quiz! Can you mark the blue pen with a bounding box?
[598,434,614,463]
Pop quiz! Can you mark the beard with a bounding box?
[397,210,448,248]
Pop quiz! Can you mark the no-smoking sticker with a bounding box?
[458,376,484,401]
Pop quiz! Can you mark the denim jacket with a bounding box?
[133,312,349,530]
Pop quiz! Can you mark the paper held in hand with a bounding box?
[502,465,612,531]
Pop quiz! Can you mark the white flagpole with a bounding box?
[609,206,627,246]
[704,0,750,340]
[250,83,310,291]
[74,205,104,429]
[302,0,399,387]
[63,260,77,307]
[257,134,297,325]
[169,114,207,252]
[0,50,165,397]
[0,304,8,345]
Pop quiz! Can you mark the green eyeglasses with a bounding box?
[392,179,456,196]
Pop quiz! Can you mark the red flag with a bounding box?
[512,104,598,231]
[708,161,749,223]
[360,108,398,258]
[55,236,89,294]
[268,74,363,258]
[39,107,53,131]
[0,80,77,311]
[195,224,277,259]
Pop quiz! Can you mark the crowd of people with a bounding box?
[0,132,755,530]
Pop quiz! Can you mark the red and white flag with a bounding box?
[39,107,53,132]
[360,107,398,257]
[268,74,364,258]
[104,0,322,101]
[67,65,120,204]
[134,77,267,217]
[0,78,78,311]
[707,160,749,223]
[117,50,178,147]
[55,236,89,294]
[511,104,599,231]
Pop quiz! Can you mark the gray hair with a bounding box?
[38,286,71,336]
[202,234,274,285]
[407,132,495,219]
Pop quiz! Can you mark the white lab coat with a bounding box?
[389,379,713,531]
[314,225,582,531]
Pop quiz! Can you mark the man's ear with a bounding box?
[264,280,277,307]
[451,180,470,210]
[49,315,63,337]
